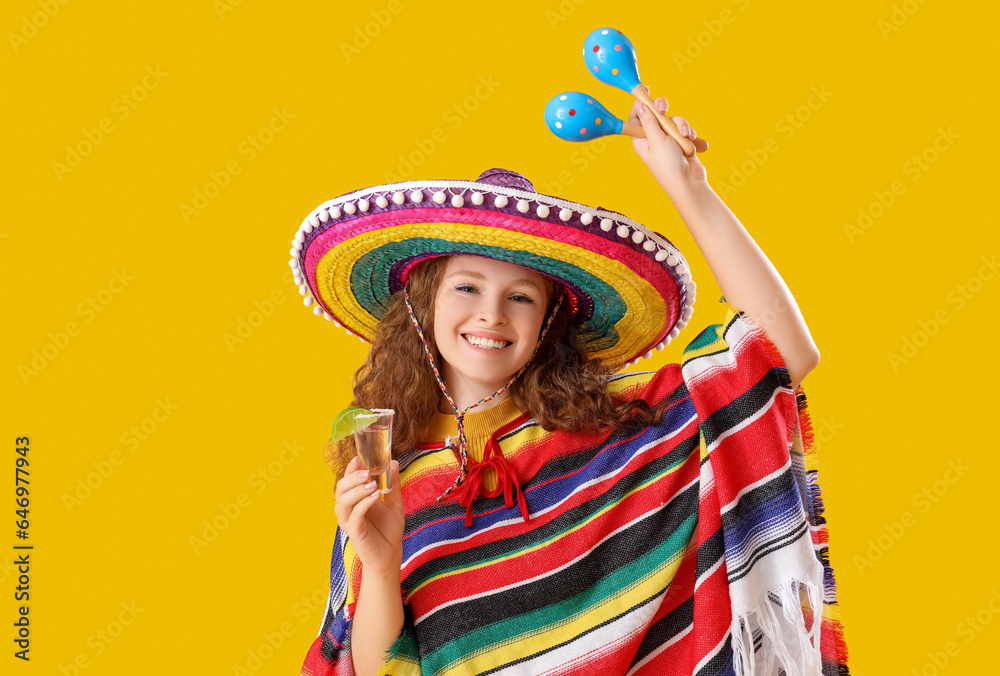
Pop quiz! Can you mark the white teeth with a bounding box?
[465,335,508,349]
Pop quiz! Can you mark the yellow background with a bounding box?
[3,0,997,673]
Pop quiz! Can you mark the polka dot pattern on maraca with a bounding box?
[583,27,642,94]
[544,91,625,143]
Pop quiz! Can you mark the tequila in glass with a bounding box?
[353,408,394,494]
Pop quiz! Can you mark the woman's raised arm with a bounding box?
[630,92,821,389]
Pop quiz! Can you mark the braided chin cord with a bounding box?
[402,288,565,502]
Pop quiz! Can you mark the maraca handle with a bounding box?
[621,122,646,139]
[631,85,696,157]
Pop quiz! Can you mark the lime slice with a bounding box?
[331,406,376,442]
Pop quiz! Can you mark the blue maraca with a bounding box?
[583,27,696,157]
[544,92,647,142]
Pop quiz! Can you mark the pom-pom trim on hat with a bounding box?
[289,178,695,368]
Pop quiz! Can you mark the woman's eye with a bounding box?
[511,294,534,303]
[455,284,477,293]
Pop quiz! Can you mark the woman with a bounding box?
[291,94,849,675]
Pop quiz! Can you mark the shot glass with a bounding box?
[353,408,394,496]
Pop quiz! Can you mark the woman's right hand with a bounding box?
[630,88,709,192]
[334,457,405,576]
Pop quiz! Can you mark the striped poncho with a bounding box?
[300,303,849,675]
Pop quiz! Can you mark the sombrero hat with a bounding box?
[288,168,696,368]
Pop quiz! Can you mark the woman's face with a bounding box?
[432,255,549,409]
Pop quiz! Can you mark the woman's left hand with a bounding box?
[629,87,710,192]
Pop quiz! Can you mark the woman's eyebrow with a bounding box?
[446,270,487,280]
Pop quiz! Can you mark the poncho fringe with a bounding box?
[683,300,848,676]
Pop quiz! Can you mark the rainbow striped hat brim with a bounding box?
[288,169,696,368]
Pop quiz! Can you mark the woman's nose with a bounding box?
[475,297,507,325]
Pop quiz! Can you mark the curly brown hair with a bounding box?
[324,256,672,478]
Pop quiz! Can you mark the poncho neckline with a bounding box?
[426,397,523,464]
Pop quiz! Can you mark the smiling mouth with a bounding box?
[463,334,512,350]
